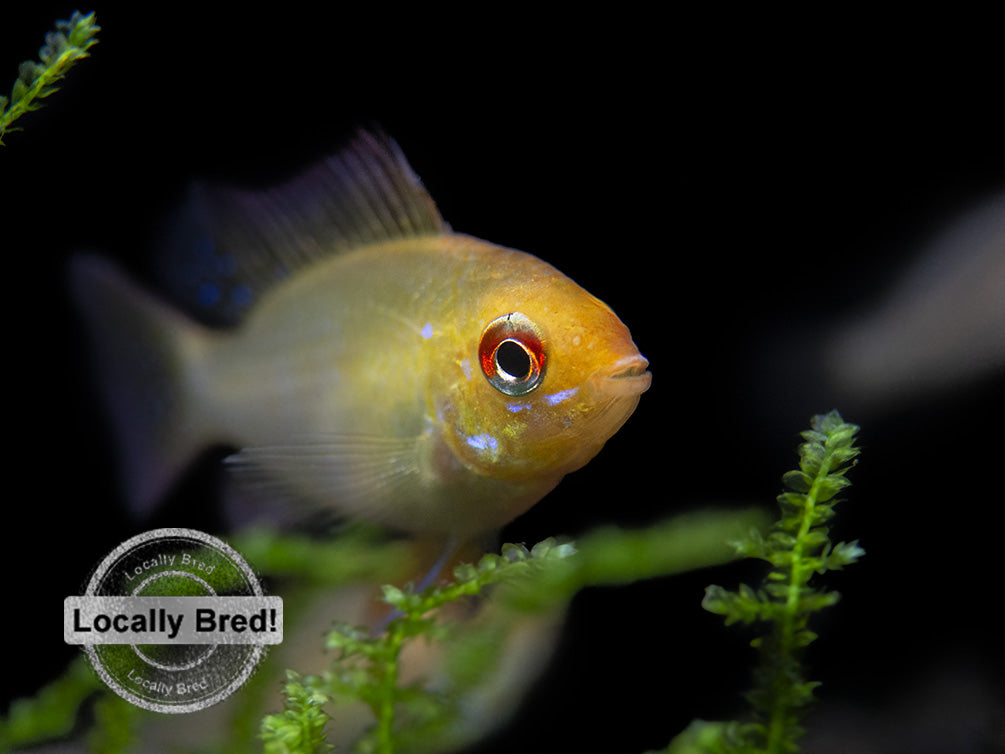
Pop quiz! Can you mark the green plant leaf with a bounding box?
[0,11,100,144]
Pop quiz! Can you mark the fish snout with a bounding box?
[592,353,652,397]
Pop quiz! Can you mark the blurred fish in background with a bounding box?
[755,187,1005,431]
[823,190,1005,411]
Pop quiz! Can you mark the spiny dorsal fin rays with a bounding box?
[156,130,449,326]
[330,131,447,241]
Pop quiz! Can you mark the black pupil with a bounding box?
[496,340,532,380]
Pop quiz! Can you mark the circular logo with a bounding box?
[65,528,282,714]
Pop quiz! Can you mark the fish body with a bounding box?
[72,132,650,541]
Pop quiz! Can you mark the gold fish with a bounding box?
[71,131,650,544]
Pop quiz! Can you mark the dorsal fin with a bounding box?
[156,129,449,325]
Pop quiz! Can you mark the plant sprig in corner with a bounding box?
[700,410,864,753]
[0,11,99,144]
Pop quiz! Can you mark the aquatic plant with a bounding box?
[3,412,859,753]
[259,516,768,754]
[259,411,862,754]
[0,11,99,145]
[666,410,863,753]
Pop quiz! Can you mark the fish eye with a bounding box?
[479,313,546,396]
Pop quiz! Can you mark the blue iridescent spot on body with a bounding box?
[466,433,499,451]
[544,388,578,406]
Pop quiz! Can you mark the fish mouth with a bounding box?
[593,354,652,397]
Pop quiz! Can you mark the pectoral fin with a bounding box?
[225,433,431,531]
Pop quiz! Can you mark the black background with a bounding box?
[3,5,1004,753]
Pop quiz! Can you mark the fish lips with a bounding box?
[591,354,652,398]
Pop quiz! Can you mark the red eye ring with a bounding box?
[479,313,547,396]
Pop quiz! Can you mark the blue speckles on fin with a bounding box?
[192,233,215,260]
[157,201,259,323]
[420,322,434,340]
[231,284,253,308]
[198,282,221,307]
[155,129,447,327]
[185,246,251,314]
[213,254,237,277]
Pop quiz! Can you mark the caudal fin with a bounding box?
[70,255,217,516]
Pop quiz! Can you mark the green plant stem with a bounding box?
[698,411,862,754]
[768,455,830,752]
[376,628,404,754]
